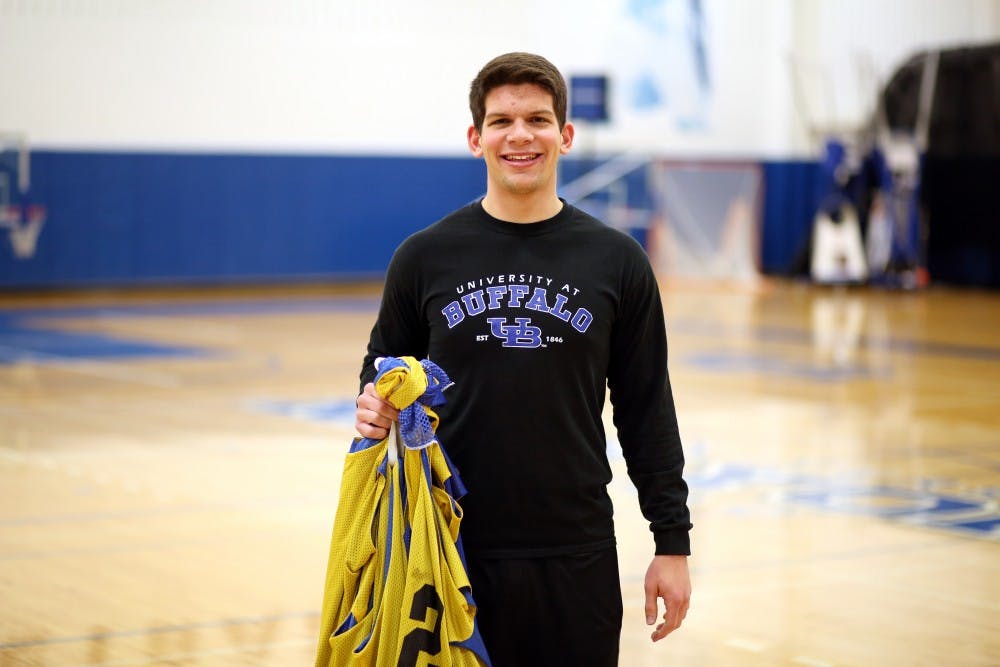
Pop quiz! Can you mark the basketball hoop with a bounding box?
[1,132,46,260]
[0,203,46,259]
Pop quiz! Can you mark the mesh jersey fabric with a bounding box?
[315,356,491,667]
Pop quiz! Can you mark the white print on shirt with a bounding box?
[441,278,593,349]
[455,274,582,297]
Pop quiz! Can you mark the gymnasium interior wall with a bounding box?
[1,0,997,288]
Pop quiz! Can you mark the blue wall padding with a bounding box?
[0,151,820,288]
[0,151,485,287]
[759,160,823,274]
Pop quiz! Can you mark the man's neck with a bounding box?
[481,191,564,223]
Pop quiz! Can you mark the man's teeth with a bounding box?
[506,155,538,161]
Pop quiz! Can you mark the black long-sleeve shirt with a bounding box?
[361,200,691,557]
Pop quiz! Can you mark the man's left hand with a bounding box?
[644,554,691,641]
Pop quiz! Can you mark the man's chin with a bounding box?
[499,176,546,196]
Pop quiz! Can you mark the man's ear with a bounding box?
[468,125,484,157]
[560,122,575,155]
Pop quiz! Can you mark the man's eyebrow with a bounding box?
[484,109,556,120]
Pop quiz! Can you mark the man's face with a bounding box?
[468,83,574,199]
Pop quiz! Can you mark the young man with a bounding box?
[355,52,691,665]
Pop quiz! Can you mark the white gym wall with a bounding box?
[0,0,997,156]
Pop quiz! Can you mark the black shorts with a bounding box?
[466,547,623,667]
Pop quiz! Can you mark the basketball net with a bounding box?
[0,204,46,259]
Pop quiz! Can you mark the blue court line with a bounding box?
[685,462,1000,539]
[0,611,318,650]
[2,297,994,366]
[0,296,380,321]
[0,313,207,365]
[0,328,208,365]
[0,296,380,365]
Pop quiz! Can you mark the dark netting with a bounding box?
[884,42,1000,157]
[882,41,1000,287]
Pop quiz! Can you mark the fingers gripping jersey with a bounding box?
[315,357,491,667]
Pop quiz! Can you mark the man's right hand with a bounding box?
[354,382,400,440]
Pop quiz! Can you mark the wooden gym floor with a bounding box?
[1,279,998,666]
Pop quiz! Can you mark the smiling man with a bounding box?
[468,79,572,220]
[355,52,692,666]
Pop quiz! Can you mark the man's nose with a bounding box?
[507,119,533,142]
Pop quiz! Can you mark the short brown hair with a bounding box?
[469,52,568,132]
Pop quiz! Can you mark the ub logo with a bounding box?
[487,317,542,349]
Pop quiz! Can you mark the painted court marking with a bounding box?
[0,343,182,387]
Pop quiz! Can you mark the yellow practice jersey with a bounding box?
[315,357,491,667]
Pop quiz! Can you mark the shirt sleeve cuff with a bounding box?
[654,527,691,556]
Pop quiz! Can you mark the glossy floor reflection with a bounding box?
[1,280,998,666]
